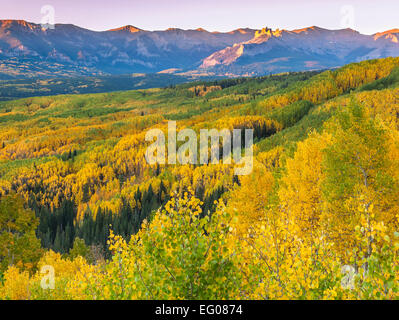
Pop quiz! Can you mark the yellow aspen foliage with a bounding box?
[279,131,332,242]
[0,250,99,300]
[97,192,241,300]
[227,160,275,237]
[30,250,98,300]
[0,266,31,300]
[1,57,399,301]
[347,211,399,299]
[322,104,399,261]
[228,202,347,299]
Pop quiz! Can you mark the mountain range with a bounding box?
[0,20,398,79]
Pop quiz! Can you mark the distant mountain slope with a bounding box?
[0,20,398,78]
[199,27,399,76]
[0,20,255,78]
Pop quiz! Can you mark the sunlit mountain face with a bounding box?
[0,20,398,78]
[200,27,399,76]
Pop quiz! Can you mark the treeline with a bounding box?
[29,180,227,257]
[30,184,167,256]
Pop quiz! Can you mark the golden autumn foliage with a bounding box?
[1,57,399,300]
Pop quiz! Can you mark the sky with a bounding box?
[0,0,398,35]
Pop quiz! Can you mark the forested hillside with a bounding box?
[0,73,215,101]
[0,57,399,299]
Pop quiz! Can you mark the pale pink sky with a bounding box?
[0,0,398,34]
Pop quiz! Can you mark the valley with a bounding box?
[0,57,399,299]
